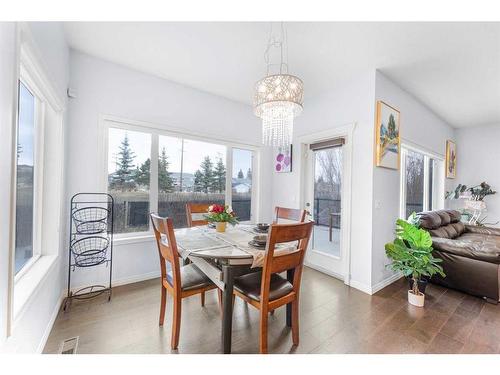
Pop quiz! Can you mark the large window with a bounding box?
[157,136,227,228]
[108,128,151,233]
[400,146,444,219]
[14,81,39,274]
[106,121,257,234]
[232,148,253,222]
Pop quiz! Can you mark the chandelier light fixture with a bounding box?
[253,23,304,147]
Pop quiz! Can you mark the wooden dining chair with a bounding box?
[232,221,314,353]
[274,206,307,223]
[150,213,219,350]
[186,203,210,227]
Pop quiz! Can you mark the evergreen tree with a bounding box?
[135,158,151,187]
[199,156,215,193]
[387,114,397,139]
[110,134,136,191]
[193,170,204,192]
[213,158,226,193]
[246,168,252,180]
[237,169,244,179]
[158,147,174,192]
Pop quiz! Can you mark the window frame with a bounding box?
[13,65,46,282]
[7,23,66,332]
[399,142,445,219]
[100,116,260,240]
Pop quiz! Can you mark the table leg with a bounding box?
[286,268,295,327]
[221,265,234,354]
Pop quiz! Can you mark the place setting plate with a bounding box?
[253,223,270,234]
[248,234,268,249]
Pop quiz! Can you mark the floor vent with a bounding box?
[59,336,79,354]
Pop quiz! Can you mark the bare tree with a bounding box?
[405,151,424,216]
[316,148,342,196]
[314,148,343,225]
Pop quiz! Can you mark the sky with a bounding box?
[108,128,253,178]
[17,82,35,167]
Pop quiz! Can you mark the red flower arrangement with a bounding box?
[205,204,238,225]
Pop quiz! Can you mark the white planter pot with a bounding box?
[408,290,425,307]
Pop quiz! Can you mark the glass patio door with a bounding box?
[304,138,345,279]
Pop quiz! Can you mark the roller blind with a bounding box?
[309,137,345,151]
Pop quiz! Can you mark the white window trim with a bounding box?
[13,78,45,283]
[400,141,445,219]
[9,24,65,324]
[99,115,261,241]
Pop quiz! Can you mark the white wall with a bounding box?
[270,70,456,293]
[0,22,69,353]
[26,22,69,101]
[456,124,500,227]
[66,51,268,288]
[371,71,456,287]
[271,71,377,291]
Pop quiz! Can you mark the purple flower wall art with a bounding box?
[275,145,292,173]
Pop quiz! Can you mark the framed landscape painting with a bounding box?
[446,140,457,178]
[275,145,292,173]
[375,101,401,170]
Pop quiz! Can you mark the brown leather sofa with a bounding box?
[418,209,500,303]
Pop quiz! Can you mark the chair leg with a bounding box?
[291,299,299,346]
[259,309,269,354]
[159,286,167,326]
[200,291,205,307]
[171,296,182,350]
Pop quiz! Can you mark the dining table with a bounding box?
[174,223,297,354]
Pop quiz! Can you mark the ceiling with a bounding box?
[63,22,500,128]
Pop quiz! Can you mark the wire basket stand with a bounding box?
[64,193,114,311]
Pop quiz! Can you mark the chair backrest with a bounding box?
[150,213,182,292]
[274,206,307,223]
[186,203,210,227]
[260,221,314,303]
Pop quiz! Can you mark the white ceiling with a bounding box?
[63,22,500,128]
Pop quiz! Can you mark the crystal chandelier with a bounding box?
[254,23,304,147]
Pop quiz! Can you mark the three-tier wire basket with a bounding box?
[64,193,114,311]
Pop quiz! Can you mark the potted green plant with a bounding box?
[385,213,445,307]
[205,204,238,232]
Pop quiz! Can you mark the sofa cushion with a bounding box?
[448,210,462,223]
[432,234,500,264]
[451,222,466,236]
[429,227,451,238]
[419,210,462,231]
[437,210,452,225]
[465,224,500,237]
[419,211,443,230]
[442,224,459,238]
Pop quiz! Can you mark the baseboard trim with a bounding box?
[371,272,403,295]
[112,271,161,287]
[348,280,372,295]
[36,293,64,354]
[304,262,344,282]
[65,270,162,296]
[317,272,403,296]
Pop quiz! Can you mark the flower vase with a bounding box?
[216,222,227,233]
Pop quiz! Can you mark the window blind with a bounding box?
[309,137,345,151]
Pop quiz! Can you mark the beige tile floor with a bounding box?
[43,267,500,354]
